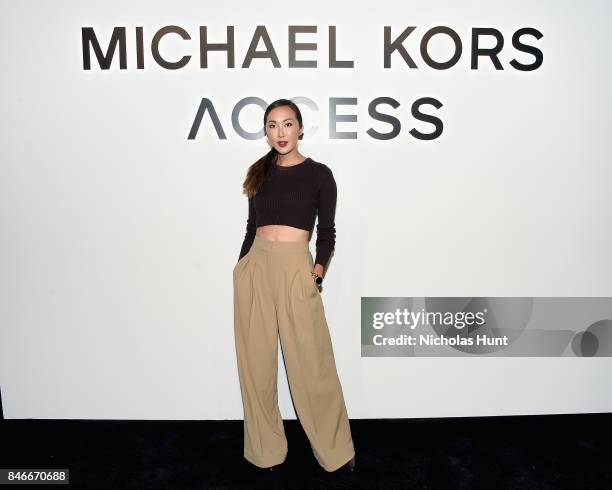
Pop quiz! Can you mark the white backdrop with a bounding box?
[1,0,611,419]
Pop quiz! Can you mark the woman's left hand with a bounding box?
[313,263,325,278]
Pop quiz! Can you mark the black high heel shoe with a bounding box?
[337,455,356,472]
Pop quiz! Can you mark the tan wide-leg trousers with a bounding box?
[233,236,355,472]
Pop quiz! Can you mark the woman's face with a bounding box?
[265,106,303,155]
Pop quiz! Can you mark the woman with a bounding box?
[233,99,356,473]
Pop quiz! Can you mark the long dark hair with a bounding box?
[242,99,304,198]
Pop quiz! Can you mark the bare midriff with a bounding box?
[256,225,309,242]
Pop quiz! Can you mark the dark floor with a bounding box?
[1,413,611,489]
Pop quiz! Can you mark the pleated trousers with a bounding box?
[232,235,355,472]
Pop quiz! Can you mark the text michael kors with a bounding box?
[81,25,543,71]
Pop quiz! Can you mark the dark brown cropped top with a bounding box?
[238,157,337,268]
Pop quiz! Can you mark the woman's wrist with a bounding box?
[313,264,325,277]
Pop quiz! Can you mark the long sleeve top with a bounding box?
[238,157,337,268]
